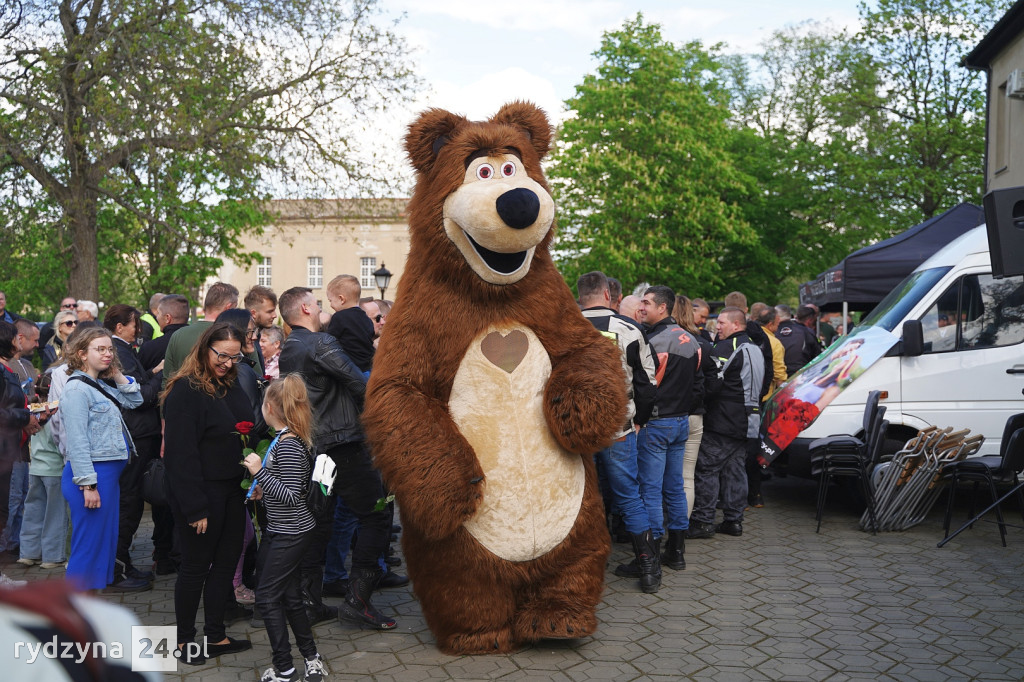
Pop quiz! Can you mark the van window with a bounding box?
[959,274,1024,350]
[860,267,952,332]
[919,273,1024,352]
[920,282,960,353]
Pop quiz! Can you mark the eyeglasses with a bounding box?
[374,314,384,323]
[246,328,260,339]
[61,303,78,309]
[209,348,244,364]
[89,346,115,355]
[62,320,78,327]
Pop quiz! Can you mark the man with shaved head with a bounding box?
[619,295,646,327]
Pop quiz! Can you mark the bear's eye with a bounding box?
[500,161,516,177]
[476,164,494,180]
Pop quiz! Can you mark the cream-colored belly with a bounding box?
[449,324,585,562]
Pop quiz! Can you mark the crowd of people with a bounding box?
[0,283,402,682]
[0,277,837,676]
[579,274,835,594]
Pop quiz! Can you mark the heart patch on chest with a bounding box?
[480,329,529,373]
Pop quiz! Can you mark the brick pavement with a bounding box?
[7,475,1024,681]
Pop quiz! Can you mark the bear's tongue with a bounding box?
[465,232,527,275]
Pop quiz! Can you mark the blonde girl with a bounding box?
[243,375,327,682]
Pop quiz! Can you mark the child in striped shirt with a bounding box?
[244,375,328,682]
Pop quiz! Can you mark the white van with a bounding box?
[776,225,1024,477]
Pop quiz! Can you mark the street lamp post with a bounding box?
[373,263,392,300]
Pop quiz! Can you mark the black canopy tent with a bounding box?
[800,202,984,314]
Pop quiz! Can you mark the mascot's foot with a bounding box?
[513,604,597,642]
[441,627,521,655]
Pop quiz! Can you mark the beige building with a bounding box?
[217,198,411,306]
[965,0,1024,191]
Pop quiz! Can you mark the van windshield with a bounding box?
[858,267,952,332]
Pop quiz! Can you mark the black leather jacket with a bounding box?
[1,364,30,468]
[278,327,367,450]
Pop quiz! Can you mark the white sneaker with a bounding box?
[0,573,27,588]
[304,654,329,682]
[16,558,38,567]
[260,667,294,682]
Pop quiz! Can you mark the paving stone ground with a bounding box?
[8,474,1024,681]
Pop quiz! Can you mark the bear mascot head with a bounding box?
[363,101,627,654]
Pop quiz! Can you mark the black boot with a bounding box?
[620,530,660,593]
[646,533,662,593]
[661,529,686,570]
[301,567,337,625]
[338,566,397,630]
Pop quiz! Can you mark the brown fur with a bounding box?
[362,102,627,654]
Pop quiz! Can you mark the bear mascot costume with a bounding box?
[362,101,628,655]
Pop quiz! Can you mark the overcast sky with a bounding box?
[353,1,866,192]
[386,0,864,122]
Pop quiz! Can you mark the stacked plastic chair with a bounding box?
[810,391,887,534]
[941,413,1024,546]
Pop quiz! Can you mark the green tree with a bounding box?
[550,15,756,296]
[0,0,416,310]
[848,0,1009,230]
[724,23,882,302]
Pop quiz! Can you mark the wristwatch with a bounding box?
[80,484,97,491]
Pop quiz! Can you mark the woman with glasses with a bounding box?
[162,322,254,664]
[41,310,77,371]
[60,326,144,592]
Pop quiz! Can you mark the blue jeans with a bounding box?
[324,495,358,583]
[637,416,690,537]
[1,461,30,551]
[19,474,68,564]
[599,431,651,534]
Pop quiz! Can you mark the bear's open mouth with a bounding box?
[464,231,528,275]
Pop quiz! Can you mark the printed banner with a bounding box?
[760,326,899,464]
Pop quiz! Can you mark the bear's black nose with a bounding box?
[495,188,540,230]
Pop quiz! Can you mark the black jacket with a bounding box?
[776,320,823,376]
[326,308,375,374]
[138,323,187,371]
[112,337,162,439]
[278,327,367,450]
[646,316,702,419]
[704,331,765,440]
[0,364,29,471]
[163,378,255,523]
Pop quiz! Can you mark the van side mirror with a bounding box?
[902,319,924,357]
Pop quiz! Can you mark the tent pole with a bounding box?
[843,301,849,337]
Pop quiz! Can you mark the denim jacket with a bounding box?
[61,370,142,485]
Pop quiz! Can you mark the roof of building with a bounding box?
[963,0,1024,68]
[268,198,409,222]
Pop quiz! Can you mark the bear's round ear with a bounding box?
[489,101,552,159]
[405,108,469,174]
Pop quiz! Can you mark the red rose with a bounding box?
[235,421,255,435]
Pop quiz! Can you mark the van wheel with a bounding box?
[880,428,919,463]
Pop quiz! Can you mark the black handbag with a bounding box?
[142,457,168,506]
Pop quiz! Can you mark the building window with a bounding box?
[307,256,323,288]
[360,257,377,289]
[257,257,272,287]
